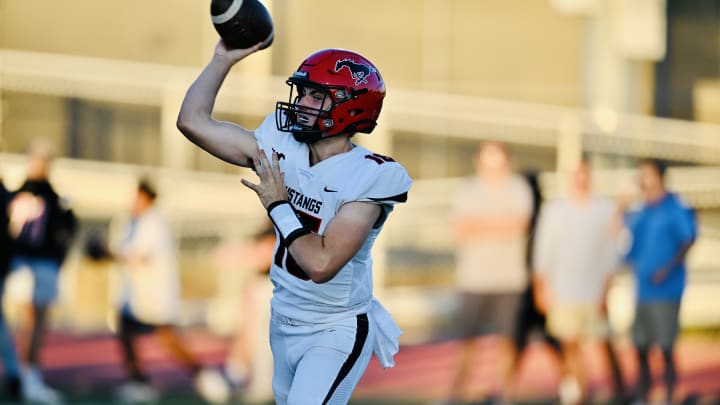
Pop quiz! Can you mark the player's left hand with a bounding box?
[241,149,288,209]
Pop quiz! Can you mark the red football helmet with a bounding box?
[275,49,385,143]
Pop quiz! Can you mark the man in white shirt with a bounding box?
[533,161,625,405]
[111,180,229,404]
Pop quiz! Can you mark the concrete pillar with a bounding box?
[0,58,6,153]
[0,83,4,153]
[556,114,583,195]
[584,0,664,118]
[161,74,193,170]
[421,0,451,91]
[584,1,628,116]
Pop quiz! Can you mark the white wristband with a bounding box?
[267,201,310,245]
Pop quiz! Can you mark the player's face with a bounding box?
[296,86,331,127]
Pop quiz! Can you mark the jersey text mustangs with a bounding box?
[253,114,411,323]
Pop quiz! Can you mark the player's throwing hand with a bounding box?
[214,40,264,65]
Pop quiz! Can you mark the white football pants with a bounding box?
[269,312,374,405]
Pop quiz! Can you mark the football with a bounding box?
[211,0,274,50]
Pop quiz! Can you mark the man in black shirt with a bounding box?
[0,179,22,401]
[6,140,77,403]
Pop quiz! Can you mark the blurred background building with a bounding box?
[1,0,719,359]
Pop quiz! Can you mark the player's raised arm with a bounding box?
[176,41,263,167]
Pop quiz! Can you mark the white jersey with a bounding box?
[113,208,181,325]
[254,114,412,324]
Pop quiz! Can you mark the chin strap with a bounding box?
[291,130,323,144]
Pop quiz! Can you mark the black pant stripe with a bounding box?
[322,313,369,405]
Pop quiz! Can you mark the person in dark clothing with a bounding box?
[618,160,696,405]
[0,179,23,402]
[513,170,563,354]
[511,171,563,380]
[6,140,77,404]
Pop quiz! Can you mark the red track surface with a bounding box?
[29,332,720,402]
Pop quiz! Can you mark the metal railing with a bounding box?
[2,49,720,167]
[3,49,720,335]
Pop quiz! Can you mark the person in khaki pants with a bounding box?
[533,161,626,405]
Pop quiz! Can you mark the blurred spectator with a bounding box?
[220,222,276,396]
[533,161,625,405]
[446,141,532,404]
[0,178,22,401]
[618,160,697,405]
[6,139,77,404]
[96,179,230,404]
[511,170,563,381]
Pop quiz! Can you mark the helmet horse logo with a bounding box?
[334,59,376,86]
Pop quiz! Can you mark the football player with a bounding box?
[177,41,411,404]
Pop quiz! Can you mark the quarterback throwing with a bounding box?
[177,41,411,404]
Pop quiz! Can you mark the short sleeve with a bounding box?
[597,199,622,275]
[532,201,558,275]
[341,163,412,207]
[623,209,643,265]
[672,195,697,243]
[253,113,279,150]
[514,176,534,217]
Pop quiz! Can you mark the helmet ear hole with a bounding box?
[334,89,350,101]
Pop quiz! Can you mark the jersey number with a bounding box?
[364,153,395,165]
[274,211,322,280]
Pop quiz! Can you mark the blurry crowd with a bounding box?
[0,138,702,405]
[1,139,266,404]
[444,141,697,405]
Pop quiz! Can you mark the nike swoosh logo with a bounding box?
[323,186,338,192]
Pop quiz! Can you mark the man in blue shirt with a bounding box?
[621,159,696,405]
